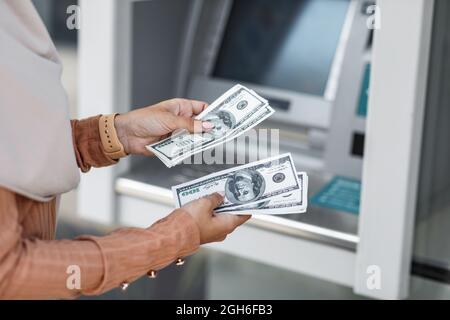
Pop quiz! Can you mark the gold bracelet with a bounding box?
[99,113,128,159]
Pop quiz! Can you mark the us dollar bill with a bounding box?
[149,84,270,162]
[166,104,275,167]
[172,153,300,211]
[215,172,308,215]
[147,84,274,167]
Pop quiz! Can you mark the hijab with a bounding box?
[0,0,80,202]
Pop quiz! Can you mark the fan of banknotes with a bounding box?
[172,153,308,215]
[146,84,275,168]
[147,84,308,215]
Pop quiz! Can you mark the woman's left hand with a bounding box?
[114,98,214,156]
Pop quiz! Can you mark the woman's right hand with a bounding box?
[181,193,251,244]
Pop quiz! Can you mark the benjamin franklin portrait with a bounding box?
[225,169,265,204]
[203,110,236,139]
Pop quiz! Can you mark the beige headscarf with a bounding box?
[0,0,80,202]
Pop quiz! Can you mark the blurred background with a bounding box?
[31,0,450,299]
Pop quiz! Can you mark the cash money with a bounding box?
[215,173,307,215]
[172,154,308,215]
[147,84,275,167]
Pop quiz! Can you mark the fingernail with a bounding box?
[217,191,225,197]
[202,121,215,130]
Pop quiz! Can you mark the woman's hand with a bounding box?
[181,193,251,244]
[114,99,214,156]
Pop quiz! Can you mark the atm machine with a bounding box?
[77,0,445,299]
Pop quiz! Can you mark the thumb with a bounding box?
[169,115,214,134]
[203,192,225,210]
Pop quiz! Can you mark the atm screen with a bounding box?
[213,0,350,97]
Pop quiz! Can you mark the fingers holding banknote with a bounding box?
[181,192,251,244]
[156,98,208,118]
[153,98,214,133]
[114,98,214,156]
[147,84,275,168]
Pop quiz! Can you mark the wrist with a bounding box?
[98,114,128,159]
[114,114,130,155]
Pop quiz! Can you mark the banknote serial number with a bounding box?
[176,304,273,317]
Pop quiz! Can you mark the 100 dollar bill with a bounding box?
[147,84,274,167]
[165,104,274,167]
[216,172,308,215]
[172,153,300,211]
